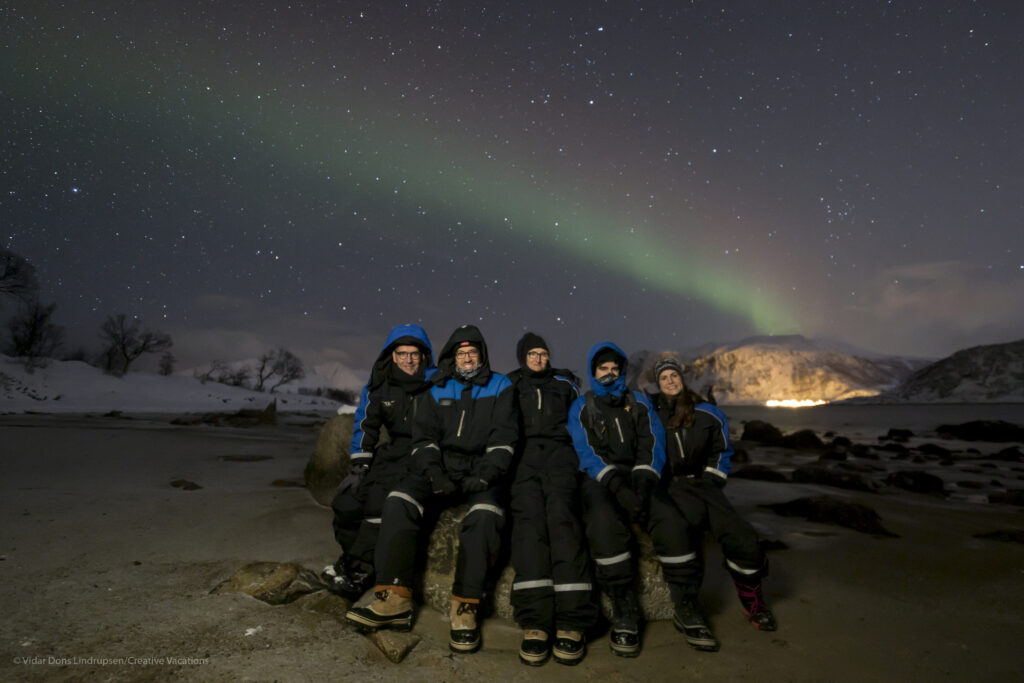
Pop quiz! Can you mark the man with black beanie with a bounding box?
[507,332,597,667]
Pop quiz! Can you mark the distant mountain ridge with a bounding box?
[628,335,928,405]
[887,339,1024,402]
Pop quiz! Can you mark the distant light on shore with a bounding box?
[765,399,829,408]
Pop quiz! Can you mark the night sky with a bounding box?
[3,1,1023,376]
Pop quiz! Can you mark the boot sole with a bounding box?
[518,651,549,666]
[553,650,585,666]
[344,609,414,632]
[449,639,481,654]
[673,616,719,652]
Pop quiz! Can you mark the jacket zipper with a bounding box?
[614,417,625,443]
[456,410,466,438]
[536,388,542,412]
[675,431,685,461]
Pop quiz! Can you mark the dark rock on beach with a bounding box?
[792,465,881,493]
[741,420,784,444]
[761,496,899,537]
[936,420,1024,442]
[885,470,946,496]
[730,464,789,482]
[779,429,825,450]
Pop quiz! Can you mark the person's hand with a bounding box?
[701,471,726,489]
[336,462,369,495]
[460,477,490,493]
[429,470,458,496]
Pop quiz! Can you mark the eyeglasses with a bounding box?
[526,351,549,359]
[455,349,480,360]
[394,351,422,360]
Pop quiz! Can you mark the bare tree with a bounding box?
[254,347,305,392]
[0,248,39,303]
[5,300,64,372]
[158,351,176,376]
[99,313,173,376]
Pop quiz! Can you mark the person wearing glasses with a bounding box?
[322,324,435,600]
[346,324,518,655]
[506,333,596,666]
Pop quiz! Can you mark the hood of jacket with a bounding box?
[368,323,435,389]
[586,341,628,396]
[434,324,492,386]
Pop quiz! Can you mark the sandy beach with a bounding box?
[1,410,1022,682]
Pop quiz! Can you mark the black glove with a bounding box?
[428,469,458,496]
[336,462,369,496]
[631,472,657,526]
[460,477,490,494]
[606,473,642,522]
[701,471,726,488]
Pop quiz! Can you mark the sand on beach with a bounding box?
[1,410,1022,682]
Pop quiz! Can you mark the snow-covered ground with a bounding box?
[0,355,358,414]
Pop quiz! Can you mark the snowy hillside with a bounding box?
[630,336,927,405]
[0,355,358,414]
[888,339,1024,402]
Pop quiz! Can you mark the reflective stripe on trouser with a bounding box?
[510,457,598,631]
[666,479,767,592]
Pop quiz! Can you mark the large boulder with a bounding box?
[213,561,324,605]
[305,413,356,506]
[741,420,783,444]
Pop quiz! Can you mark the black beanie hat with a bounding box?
[591,347,624,376]
[653,357,684,382]
[516,332,549,366]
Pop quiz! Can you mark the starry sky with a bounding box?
[3,1,1023,377]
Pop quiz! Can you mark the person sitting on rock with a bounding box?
[322,323,435,599]
[345,324,518,655]
[648,356,777,652]
[507,332,597,667]
[567,342,691,658]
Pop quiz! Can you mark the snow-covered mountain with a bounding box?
[887,339,1024,402]
[629,335,928,405]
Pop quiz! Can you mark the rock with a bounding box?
[990,446,1024,463]
[779,429,825,450]
[368,630,423,663]
[731,447,750,464]
[881,428,914,442]
[213,561,325,605]
[792,465,880,493]
[730,464,789,482]
[170,479,202,491]
[885,471,946,496]
[761,496,898,537]
[305,413,355,506]
[830,436,853,448]
[972,529,1024,543]
[987,490,1024,506]
[878,443,909,457]
[936,420,1024,442]
[916,443,952,459]
[819,450,848,462]
[741,420,783,444]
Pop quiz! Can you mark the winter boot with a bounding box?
[552,629,586,666]
[449,598,481,653]
[324,561,373,601]
[344,587,414,631]
[733,578,777,631]
[608,585,642,657]
[320,556,345,583]
[518,629,549,666]
[672,597,719,652]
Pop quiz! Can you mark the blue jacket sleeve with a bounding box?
[348,383,377,468]
[631,392,666,479]
[699,404,733,481]
[567,395,617,484]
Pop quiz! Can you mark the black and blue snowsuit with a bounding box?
[567,342,694,590]
[330,323,436,577]
[374,325,519,602]
[650,392,767,596]
[508,354,598,634]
